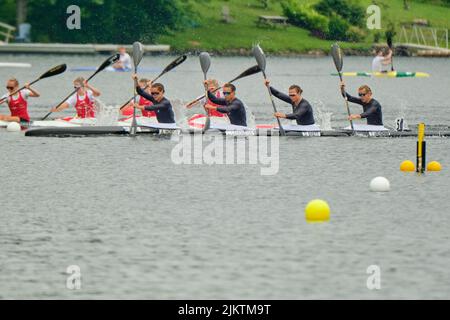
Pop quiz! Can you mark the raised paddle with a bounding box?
[185,65,261,108]
[0,64,67,104]
[331,42,354,132]
[199,52,212,132]
[386,34,395,72]
[252,44,285,136]
[41,54,119,120]
[119,54,187,111]
[130,42,145,136]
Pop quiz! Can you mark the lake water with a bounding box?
[0,54,449,299]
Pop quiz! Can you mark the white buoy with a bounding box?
[370,177,391,192]
[6,122,21,132]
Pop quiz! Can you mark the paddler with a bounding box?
[120,78,156,118]
[113,46,132,71]
[51,77,101,118]
[0,77,40,123]
[372,47,393,73]
[340,81,383,126]
[186,79,229,127]
[203,82,247,127]
[132,74,176,124]
[264,79,315,125]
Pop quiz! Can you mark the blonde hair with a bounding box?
[139,78,149,84]
[74,77,85,86]
[8,78,19,86]
[207,79,219,88]
[358,85,372,94]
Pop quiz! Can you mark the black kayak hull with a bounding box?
[24,126,450,138]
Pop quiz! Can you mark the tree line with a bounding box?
[0,0,192,43]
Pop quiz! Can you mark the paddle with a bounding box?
[386,34,395,72]
[185,65,261,108]
[331,42,354,132]
[41,54,119,120]
[119,54,187,111]
[252,44,285,136]
[130,42,145,136]
[0,64,67,104]
[199,52,211,132]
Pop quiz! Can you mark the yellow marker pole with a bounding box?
[417,123,426,173]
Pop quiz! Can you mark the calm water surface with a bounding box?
[0,54,449,299]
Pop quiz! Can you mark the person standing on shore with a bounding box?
[0,78,40,123]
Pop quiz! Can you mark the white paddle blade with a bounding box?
[199,52,211,75]
[331,42,343,72]
[132,42,145,69]
[252,44,266,72]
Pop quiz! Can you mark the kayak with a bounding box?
[70,66,162,73]
[0,62,32,68]
[0,116,158,129]
[332,71,430,78]
[23,123,450,138]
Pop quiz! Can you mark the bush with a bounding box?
[346,26,366,43]
[281,0,329,38]
[314,0,365,27]
[326,14,349,41]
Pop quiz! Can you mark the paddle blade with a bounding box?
[96,54,120,74]
[39,64,67,80]
[162,54,187,74]
[386,33,393,48]
[252,44,266,72]
[230,65,261,83]
[199,52,211,75]
[331,42,343,72]
[132,42,145,69]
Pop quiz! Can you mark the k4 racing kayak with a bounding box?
[332,71,430,78]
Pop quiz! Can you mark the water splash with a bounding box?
[312,100,333,130]
[245,103,256,129]
[95,99,119,126]
[172,98,189,129]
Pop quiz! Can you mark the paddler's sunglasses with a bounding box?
[289,94,297,97]
[151,91,161,96]
[6,86,14,90]
[223,92,232,96]
[358,92,368,97]
[74,86,82,90]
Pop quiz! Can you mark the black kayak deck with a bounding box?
[24,126,450,138]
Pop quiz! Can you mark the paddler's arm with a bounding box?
[207,90,227,106]
[136,99,170,111]
[51,101,70,113]
[265,80,292,104]
[340,81,361,104]
[84,81,100,97]
[25,83,40,98]
[135,83,157,104]
[285,101,308,120]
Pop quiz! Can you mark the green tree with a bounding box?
[27,0,191,43]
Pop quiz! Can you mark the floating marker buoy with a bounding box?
[427,161,442,172]
[6,122,21,132]
[400,160,415,172]
[370,177,390,192]
[305,199,330,223]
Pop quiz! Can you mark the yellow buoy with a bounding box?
[305,199,330,223]
[400,160,415,172]
[427,161,442,172]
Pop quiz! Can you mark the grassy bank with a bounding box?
[157,0,450,55]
